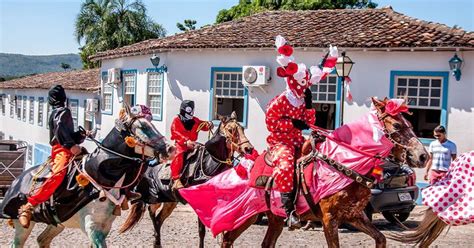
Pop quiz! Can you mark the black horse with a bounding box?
[120,112,254,248]
[1,104,170,247]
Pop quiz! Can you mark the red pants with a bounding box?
[271,143,296,193]
[27,145,72,206]
[429,169,447,185]
[170,144,188,180]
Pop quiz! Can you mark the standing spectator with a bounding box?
[424,125,457,184]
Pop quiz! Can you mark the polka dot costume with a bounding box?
[422,151,474,226]
[266,91,315,193]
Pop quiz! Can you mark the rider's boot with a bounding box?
[126,190,142,202]
[172,179,184,190]
[18,202,34,228]
[281,192,301,231]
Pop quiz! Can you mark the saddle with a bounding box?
[249,150,315,190]
[0,150,98,224]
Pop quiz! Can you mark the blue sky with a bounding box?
[0,0,472,55]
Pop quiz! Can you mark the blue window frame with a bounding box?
[121,69,137,106]
[209,67,248,127]
[22,96,27,122]
[390,71,449,145]
[0,94,5,116]
[28,96,34,124]
[38,97,44,126]
[146,68,165,121]
[102,71,113,115]
[68,99,79,131]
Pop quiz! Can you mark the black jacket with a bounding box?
[49,107,84,148]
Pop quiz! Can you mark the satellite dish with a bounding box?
[244,67,258,84]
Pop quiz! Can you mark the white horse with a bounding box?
[11,192,118,248]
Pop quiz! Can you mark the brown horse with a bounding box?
[220,97,428,248]
[120,112,254,248]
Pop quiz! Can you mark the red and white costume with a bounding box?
[266,35,338,192]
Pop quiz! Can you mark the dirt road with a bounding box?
[1,205,473,247]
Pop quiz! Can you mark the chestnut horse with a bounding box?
[220,98,428,248]
[120,112,254,248]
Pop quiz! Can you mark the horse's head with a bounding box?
[371,97,428,168]
[119,104,170,161]
[218,111,254,156]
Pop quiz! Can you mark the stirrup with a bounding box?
[286,210,302,231]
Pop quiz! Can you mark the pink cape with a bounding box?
[180,112,393,236]
[422,151,474,226]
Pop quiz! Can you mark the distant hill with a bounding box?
[0,53,82,78]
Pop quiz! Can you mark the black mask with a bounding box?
[179,100,195,130]
[48,84,66,107]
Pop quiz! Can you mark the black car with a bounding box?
[365,160,419,224]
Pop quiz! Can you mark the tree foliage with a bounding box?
[216,0,377,23]
[75,0,166,68]
[60,62,71,71]
[177,19,197,32]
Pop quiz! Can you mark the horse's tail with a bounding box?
[119,200,146,233]
[388,208,447,248]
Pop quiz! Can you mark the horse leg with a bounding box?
[198,218,206,248]
[321,213,340,248]
[346,214,386,248]
[261,211,285,248]
[149,202,177,248]
[221,214,259,248]
[37,224,65,248]
[11,220,35,248]
[80,200,116,248]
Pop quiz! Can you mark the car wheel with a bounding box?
[382,211,410,224]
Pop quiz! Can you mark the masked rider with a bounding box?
[18,85,87,228]
[170,100,213,190]
[265,35,338,230]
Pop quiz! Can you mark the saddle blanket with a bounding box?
[422,151,474,226]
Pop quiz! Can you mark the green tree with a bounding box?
[216,0,378,23]
[177,19,197,32]
[75,0,166,68]
[60,62,71,71]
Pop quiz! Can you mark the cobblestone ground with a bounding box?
[1,205,473,247]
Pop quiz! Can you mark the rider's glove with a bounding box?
[291,119,310,130]
[304,88,313,109]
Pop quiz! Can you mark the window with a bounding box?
[210,68,248,125]
[38,97,44,126]
[147,71,164,120]
[122,70,136,106]
[84,100,94,130]
[22,96,27,121]
[9,95,14,118]
[0,131,4,140]
[29,97,34,124]
[102,72,113,114]
[46,103,52,129]
[68,99,79,131]
[16,95,21,120]
[310,75,338,130]
[27,144,33,166]
[390,71,449,139]
[0,94,5,115]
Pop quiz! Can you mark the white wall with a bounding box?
[101,50,474,153]
[0,88,99,167]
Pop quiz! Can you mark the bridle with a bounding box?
[376,111,412,165]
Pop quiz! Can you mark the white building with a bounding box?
[0,69,100,168]
[91,8,474,153]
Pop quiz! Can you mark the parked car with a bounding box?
[365,159,418,224]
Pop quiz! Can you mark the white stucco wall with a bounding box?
[101,49,473,154]
[0,88,99,167]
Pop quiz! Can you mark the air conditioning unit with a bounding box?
[86,99,99,113]
[107,68,121,85]
[242,66,270,87]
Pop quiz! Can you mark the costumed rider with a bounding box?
[18,85,88,228]
[170,100,213,190]
[265,35,338,230]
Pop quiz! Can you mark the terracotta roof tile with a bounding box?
[0,69,100,91]
[91,8,474,61]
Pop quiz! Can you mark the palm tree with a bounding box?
[75,0,166,68]
[177,19,197,32]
